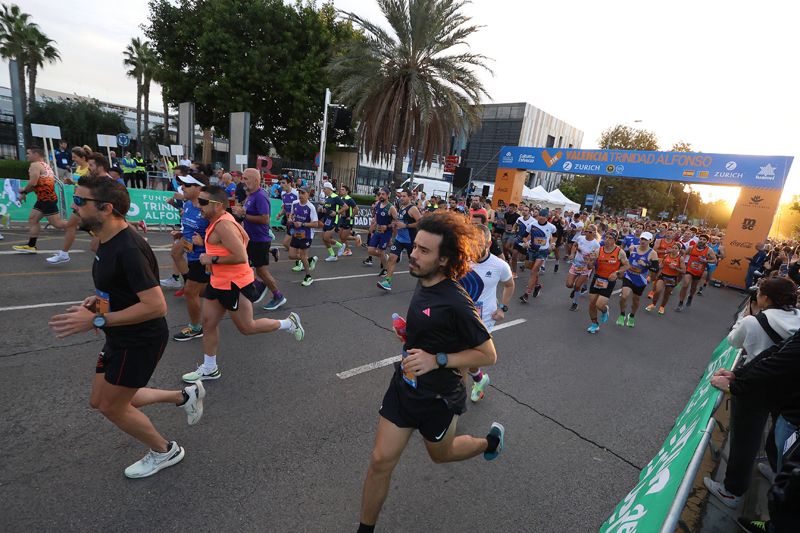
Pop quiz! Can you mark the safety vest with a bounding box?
[122,157,136,172]
[134,158,146,172]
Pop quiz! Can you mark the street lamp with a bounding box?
[682,184,692,216]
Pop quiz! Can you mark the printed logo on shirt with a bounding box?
[422,308,431,317]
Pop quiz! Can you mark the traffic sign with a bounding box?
[117,133,130,147]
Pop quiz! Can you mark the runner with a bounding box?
[500,203,520,261]
[337,185,362,257]
[363,187,392,274]
[276,177,299,268]
[564,223,601,311]
[509,204,533,279]
[181,185,304,383]
[586,229,628,333]
[458,224,514,402]
[648,227,679,299]
[519,208,556,303]
[675,234,717,312]
[13,147,70,254]
[552,210,565,272]
[698,234,724,295]
[48,174,205,478]
[617,231,659,327]
[357,211,504,533]
[232,168,286,310]
[318,181,344,262]
[287,187,320,286]
[646,242,685,315]
[378,190,422,291]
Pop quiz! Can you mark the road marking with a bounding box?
[336,318,527,380]
[0,249,87,255]
[0,300,82,312]
[613,288,622,295]
[313,271,409,283]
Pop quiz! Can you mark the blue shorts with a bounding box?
[706,264,717,274]
[527,248,549,262]
[322,217,338,232]
[369,231,392,250]
[390,241,414,259]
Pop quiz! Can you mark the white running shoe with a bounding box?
[182,365,221,383]
[355,234,363,247]
[160,277,183,289]
[46,251,70,264]
[337,244,346,257]
[324,255,338,262]
[124,441,185,478]
[182,382,205,426]
[703,477,742,509]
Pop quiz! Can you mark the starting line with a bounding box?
[336,318,527,380]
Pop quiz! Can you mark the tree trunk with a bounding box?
[162,95,170,143]
[135,80,142,155]
[16,59,28,146]
[142,78,151,160]
[202,127,212,164]
[27,65,37,114]
[390,89,410,191]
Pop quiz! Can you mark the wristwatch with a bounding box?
[500,304,509,312]
[436,352,448,369]
[92,313,106,329]
[211,256,220,264]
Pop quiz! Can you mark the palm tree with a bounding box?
[329,0,491,189]
[0,3,33,119]
[139,42,157,159]
[123,37,146,155]
[151,63,171,144]
[24,26,60,113]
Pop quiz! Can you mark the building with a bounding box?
[461,102,583,190]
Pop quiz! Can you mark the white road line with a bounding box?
[313,270,409,283]
[612,288,622,295]
[0,249,86,255]
[0,300,82,312]
[336,318,527,380]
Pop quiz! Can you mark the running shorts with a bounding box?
[622,277,646,296]
[203,281,260,311]
[589,275,616,297]
[502,232,517,245]
[527,248,549,262]
[513,242,527,254]
[289,237,312,250]
[338,218,353,230]
[379,376,455,443]
[569,263,593,277]
[659,274,679,288]
[183,260,210,284]
[247,241,271,268]
[390,241,413,259]
[95,330,169,389]
[33,199,59,216]
[322,217,338,232]
[368,231,392,250]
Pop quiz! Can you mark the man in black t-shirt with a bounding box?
[357,210,506,533]
[49,175,206,479]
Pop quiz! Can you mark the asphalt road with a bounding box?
[0,227,742,532]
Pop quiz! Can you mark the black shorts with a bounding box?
[33,199,59,217]
[622,277,646,296]
[659,274,679,288]
[513,243,527,254]
[389,241,414,259]
[589,276,616,297]
[203,281,259,311]
[322,217,338,232]
[379,376,455,443]
[338,219,353,230]
[289,237,312,249]
[689,273,704,281]
[247,241,271,267]
[183,260,210,284]
[95,330,169,389]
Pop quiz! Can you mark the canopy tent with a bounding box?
[547,189,581,212]
[521,185,553,203]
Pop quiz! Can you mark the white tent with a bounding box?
[547,188,581,212]
[522,185,553,203]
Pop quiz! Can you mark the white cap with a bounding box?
[322,181,333,189]
[640,231,654,240]
[179,175,204,186]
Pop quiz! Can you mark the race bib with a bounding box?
[533,237,546,246]
[95,289,110,314]
[294,229,306,238]
[690,261,702,271]
[593,277,609,289]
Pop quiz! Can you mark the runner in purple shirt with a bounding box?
[277,177,299,269]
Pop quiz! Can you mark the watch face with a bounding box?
[93,316,105,328]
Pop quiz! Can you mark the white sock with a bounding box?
[203,353,217,370]
[279,319,293,331]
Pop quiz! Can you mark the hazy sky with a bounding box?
[3,0,798,200]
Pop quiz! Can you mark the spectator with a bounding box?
[121,152,137,188]
[221,173,236,198]
[53,140,72,181]
[746,242,768,288]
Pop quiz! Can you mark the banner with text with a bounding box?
[599,339,739,533]
[497,146,793,190]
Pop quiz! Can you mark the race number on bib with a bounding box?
[593,277,609,289]
[95,289,110,314]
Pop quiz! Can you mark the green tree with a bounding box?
[123,37,148,156]
[28,98,128,149]
[23,25,59,114]
[0,3,32,116]
[329,0,491,189]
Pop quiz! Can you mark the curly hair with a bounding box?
[416,210,482,280]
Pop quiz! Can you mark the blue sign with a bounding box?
[498,146,793,190]
[584,194,603,206]
[117,133,130,147]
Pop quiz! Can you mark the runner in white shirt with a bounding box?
[519,208,556,303]
[459,225,514,402]
[566,224,601,311]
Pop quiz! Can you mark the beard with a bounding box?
[409,258,438,279]
[77,213,102,233]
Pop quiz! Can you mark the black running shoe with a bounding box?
[378,268,387,277]
[519,293,529,303]
[554,263,559,273]
[533,284,542,298]
[270,248,279,262]
[569,302,578,311]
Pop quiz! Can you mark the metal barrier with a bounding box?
[147,171,171,190]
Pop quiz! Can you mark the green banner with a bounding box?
[599,339,739,532]
[0,179,284,227]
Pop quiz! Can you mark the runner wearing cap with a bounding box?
[617,231,659,327]
[519,208,556,303]
[337,185,362,257]
[363,187,392,274]
[319,181,345,262]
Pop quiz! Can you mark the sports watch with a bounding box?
[92,313,106,329]
[436,352,448,369]
[500,304,509,312]
[211,256,220,264]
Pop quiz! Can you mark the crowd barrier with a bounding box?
[599,339,740,532]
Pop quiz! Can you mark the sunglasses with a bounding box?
[73,195,107,207]
[181,182,199,188]
[197,198,222,206]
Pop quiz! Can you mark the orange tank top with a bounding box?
[204,211,254,290]
[33,162,57,202]
[656,238,675,259]
[686,245,710,276]
[661,254,682,277]
[595,245,620,279]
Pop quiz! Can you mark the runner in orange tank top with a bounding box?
[180,184,307,384]
[647,227,678,300]
[676,234,717,313]
[646,242,685,315]
[586,229,629,334]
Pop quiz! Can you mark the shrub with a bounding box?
[0,160,31,179]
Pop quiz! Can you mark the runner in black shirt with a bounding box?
[49,175,205,479]
[357,210,506,533]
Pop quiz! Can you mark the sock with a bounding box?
[28,237,37,247]
[629,313,635,318]
[279,319,292,331]
[327,247,334,256]
[203,353,216,370]
[181,272,189,283]
[272,290,283,300]
[172,274,180,281]
[295,260,301,266]
[486,433,500,454]
[357,524,375,533]
[572,294,579,304]
[190,323,201,332]
[619,313,625,317]
[679,300,684,305]
[525,288,532,295]
[469,370,483,382]
[177,389,190,406]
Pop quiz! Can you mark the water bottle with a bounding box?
[392,313,416,388]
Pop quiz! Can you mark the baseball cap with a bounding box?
[322,181,333,189]
[538,207,549,217]
[379,186,391,194]
[179,175,205,187]
[640,231,654,240]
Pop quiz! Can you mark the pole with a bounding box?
[592,176,602,212]
[9,60,26,159]
[316,88,331,191]
[682,186,690,216]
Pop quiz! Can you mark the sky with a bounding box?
[3,0,798,204]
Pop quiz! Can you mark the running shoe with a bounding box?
[470,374,490,402]
[736,518,768,533]
[615,315,626,326]
[270,248,279,262]
[362,257,373,266]
[703,478,741,509]
[658,306,665,315]
[12,244,37,254]
[587,323,600,334]
[263,295,287,311]
[291,261,303,272]
[251,280,269,303]
[355,234,363,247]
[519,293,529,303]
[645,304,655,313]
[697,286,704,296]
[46,251,70,264]
[579,286,588,295]
[569,289,575,299]
[569,302,578,311]
[182,365,221,383]
[182,382,205,426]
[483,422,505,461]
[160,277,183,289]
[343,248,353,256]
[539,265,545,273]
[173,326,203,342]
[301,275,314,287]
[124,441,185,479]
[378,268,387,277]
[287,311,304,341]
[138,220,148,233]
[337,244,347,257]
[377,279,392,291]
[309,256,318,271]
[626,315,635,328]
[533,284,542,297]
[599,309,609,324]
[175,288,185,297]
[554,263,559,273]
[686,297,693,308]
[325,255,338,262]
[675,303,684,312]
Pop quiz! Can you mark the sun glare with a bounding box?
[691,184,740,208]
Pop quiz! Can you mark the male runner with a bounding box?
[698,235,724,295]
[287,187,320,286]
[318,181,344,262]
[519,207,556,303]
[459,224,514,402]
[565,224,601,311]
[646,241,685,315]
[509,204,534,278]
[181,185,304,383]
[337,185,362,256]
[232,168,286,310]
[586,229,628,333]
[675,234,717,312]
[648,227,679,299]
[276,177,299,268]
[500,203,519,261]
[363,187,393,275]
[617,231,659,327]
[357,211,504,533]
[377,190,422,291]
[48,174,204,478]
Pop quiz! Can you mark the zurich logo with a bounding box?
[725,161,737,171]
[562,161,573,171]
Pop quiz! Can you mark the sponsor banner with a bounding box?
[600,339,739,533]
[498,146,793,190]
